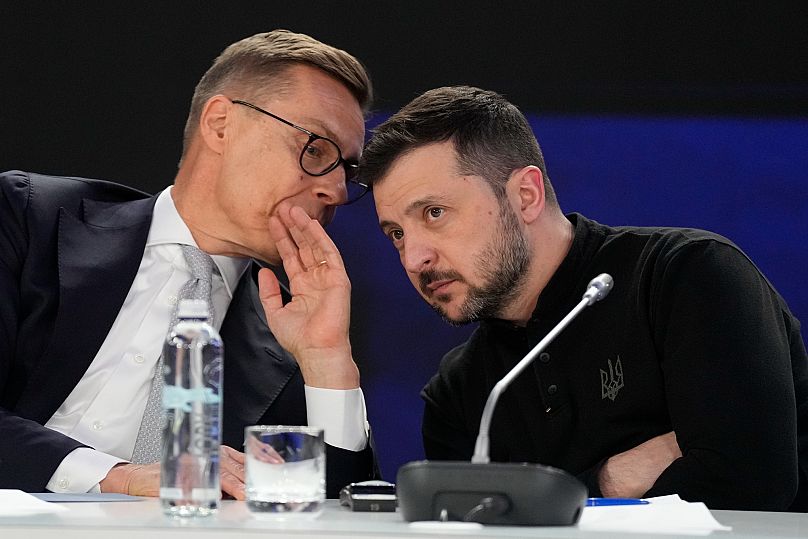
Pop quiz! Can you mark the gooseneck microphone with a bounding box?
[397,274,614,526]
[472,273,613,464]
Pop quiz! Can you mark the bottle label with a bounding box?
[163,386,221,411]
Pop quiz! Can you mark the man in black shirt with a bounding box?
[360,86,808,511]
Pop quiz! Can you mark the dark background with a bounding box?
[2,2,806,481]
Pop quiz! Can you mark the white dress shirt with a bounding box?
[45,187,367,493]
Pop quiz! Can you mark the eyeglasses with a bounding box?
[231,99,369,204]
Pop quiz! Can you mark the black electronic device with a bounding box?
[396,274,614,526]
[397,461,586,525]
[339,480,397,512]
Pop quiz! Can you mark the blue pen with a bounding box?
[586,498,650,507]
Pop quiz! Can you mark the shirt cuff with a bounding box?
[305,386,368,451]
[46,447,127,493]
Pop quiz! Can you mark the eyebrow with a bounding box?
[299,117,336,139]
[297,116,355,156]
[378,194,449,231]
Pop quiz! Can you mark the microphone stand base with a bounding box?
[396,460,587,526]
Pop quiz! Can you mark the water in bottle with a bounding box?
[160,299,223,517]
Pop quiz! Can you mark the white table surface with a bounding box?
[0,498,806,539]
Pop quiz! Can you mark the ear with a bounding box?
[508,166,545,224]
[197,95,232,155]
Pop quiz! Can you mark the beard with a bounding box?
[418,201,530,326]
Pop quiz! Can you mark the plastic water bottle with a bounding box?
[160,299,223,517]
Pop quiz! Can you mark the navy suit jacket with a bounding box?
[0,170,375,497]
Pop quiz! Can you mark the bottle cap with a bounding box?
[176,299,210,319]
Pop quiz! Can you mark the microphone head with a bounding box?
[583,273,613,305]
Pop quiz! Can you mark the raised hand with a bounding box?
[258,204,359,389]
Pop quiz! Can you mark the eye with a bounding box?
[387,229,404,243]
[304,143,323,159]
[426,207,444,221]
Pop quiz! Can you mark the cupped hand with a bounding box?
[259,204,359,389]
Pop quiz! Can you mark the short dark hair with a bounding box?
[361,86,556,206]
[181,29,372,160]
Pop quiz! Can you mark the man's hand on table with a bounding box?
[99,445,246,500]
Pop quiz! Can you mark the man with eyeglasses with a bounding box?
[0,30,376,499]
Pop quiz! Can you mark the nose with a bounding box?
[312,167,348,206]
[401,232,436,275]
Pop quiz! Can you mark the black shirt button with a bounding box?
[547,384,558,395]
[539,352,550,363]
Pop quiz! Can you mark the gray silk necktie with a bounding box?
[131,244,215,464]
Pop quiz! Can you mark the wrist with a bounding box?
[297,346,359,389]
[100,463,143,494]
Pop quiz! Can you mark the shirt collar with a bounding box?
[147,187,250,299]
[527,213,606,320]
[484,213,608,330]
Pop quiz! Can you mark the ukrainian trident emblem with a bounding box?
[600,356,624,401]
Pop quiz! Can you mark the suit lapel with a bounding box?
[18,196,157,422]
[220,262,300,443]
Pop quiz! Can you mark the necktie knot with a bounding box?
[181,244,214,283]
[177,245,215,312]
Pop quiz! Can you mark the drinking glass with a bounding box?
[244,425,325,516]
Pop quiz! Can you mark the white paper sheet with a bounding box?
[578,495,731,536]
[0,489,69,516]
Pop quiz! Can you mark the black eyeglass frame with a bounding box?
[230,99,369,204]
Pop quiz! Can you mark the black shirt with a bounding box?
[422,213,808,511]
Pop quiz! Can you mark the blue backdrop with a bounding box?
[327,113,808,481]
